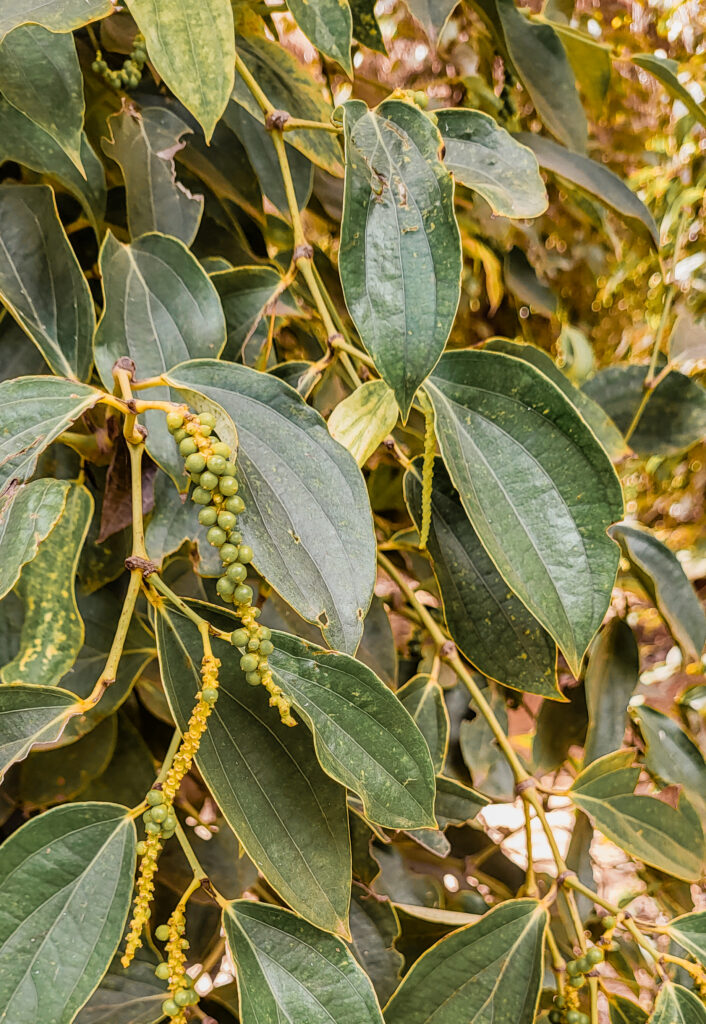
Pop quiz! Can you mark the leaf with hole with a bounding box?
[339,99,462,417]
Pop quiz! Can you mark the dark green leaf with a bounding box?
[426,349,623,675]
[460,685,516,801]
[434,775,488,827]
[75,951,165,1024]
[405,456,559,696]
[269,631,436,828]
[384,898,547,1024]
[584,618,639,764]
[515,132,659,246]
[80,715,156,809]
[609,521,706,662]
[211,264,297,361]
[484,339,628,459]
[503,247,557,318]
[482,0,586,151]
[286,0,352,73]
[436,109,547,218]
[339,99,461,417]
[233,31,343,175]
[0,184,95,379]
[648,983,706,1024]
[128,0,235,140]
[0,478,71,599]
[0,0,111,39]
[165,359,376,653]
[102,107,204,245]
[583,366,706,456]
[532,680,587,775]
[0,99,106,230]
[0,24,84,169]
[633,704,706,816]
[668,912,706,967]
[349,890,402,1005]
[94,232,227,490]
[0,684,79,781]
[608,994,648,1024]
[223,899,384,1023]
[0,802,136,1024]
[144,470,221,576]
[397,674,449,773]
[633,54,706,132]
[1,484,92,686]
[156,605,351,935]
[19,714,117,808]
[403,0,458,40]
[350,0,386,52]
[570,751,705,882]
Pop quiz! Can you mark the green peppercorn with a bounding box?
[567,1012,581,1024]
[162,999,179,1017]
[260,627,272,640]
[231,628,249,647]
[222,461,237,476]
[199,471,218,491]
[198,412,217,427]
[191,487,212,505]
[218,511,237,531]
[207,454,227,475]
[228,531,243,545]
[179,437,198,456]
[568,975,584,989]
[207,526,227,547]
[602,915,616,930]
[216,577,235,598]
[259,639,274,656]
[185,452,206,474]
[555,996,565,1010]
[198,507,218,527]
[155,924,170,941]
[202,686,219,704]
[246,671,261,686]
[227,563,247,583]
[247,638,260,652]
[219,543,239,563]
[233,584,253,605]
[238,544,253,564]
[224,497,241,514]
[145,820,162,835]
[240,653,259,673]
[549,1012,562,1024]
[211,441,230,457]
[586,947,603,966]
[91,59,100,73]
[575,956,589,974]
[172,429,187,445]
[566,960,580,976]
[190,473,202,485]
[147,789,164,805]
[218,476,239,497]
[155,962,171,980]
[151,805,168,823]
[136,841,147,856]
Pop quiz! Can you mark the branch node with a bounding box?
[556,870,577,887]
[440,639,456,659]
[199,877,219,903]
[125,555,158,576]
[113,356,136,377]
[515,778,536,795]
[293,243,314,262]
[266,109,290,130]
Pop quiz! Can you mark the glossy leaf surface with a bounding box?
[584,618,638,764]
[0,684,79,781]
[286,0,353,73]
[0,478,71,599]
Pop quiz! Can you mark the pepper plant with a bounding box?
[1,1,706,1023]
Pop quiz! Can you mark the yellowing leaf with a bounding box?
[328,380,398,466]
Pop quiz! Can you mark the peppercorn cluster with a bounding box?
[92,32,146,90]
[549,946,604,1024]
[152,901,199,1021]
[167,409,296,727]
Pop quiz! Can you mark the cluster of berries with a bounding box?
[92,32,146,90]
[548,1002,589,1024]
[136,789,176,853]
[548,946,604,1024]
[167,409,296,726]
[153,921,199,1020]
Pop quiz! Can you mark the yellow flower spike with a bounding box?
[161,654,220,805]
[121,832,163,967]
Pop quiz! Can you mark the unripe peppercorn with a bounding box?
[155,924,170,941]
[226,563,247,583]
[198,507,218,527]
[586,947,603,965]
[238,545,253,564]
[211,441,230,457]
[207,526,227,547]
[185,453,206,474]
[199,471,218,491]
[136,841,147,856]
[260,627,272,640]
[207,454,227,475]
[179,438,198,457]
[247,638,260,652]
[217,511,237,531]
[162,999,178,1017]
[233,584,253,605]
[173,428,187,443]
[202,686,219,704]
[198,412,216,427]
[147,790,164,805]
[260,639,274,656]
[216,577,235,598]
[191,487,212,505]
[246,671,261,686]
[602,915,616,930]
[241,653,259,673]
[150,805,168,823]
[155,962,171,980]
[219,543,239,563]
[145,820,162,835]
[231,628,249,647]
[219,476,239,497]
[222,461,237,476]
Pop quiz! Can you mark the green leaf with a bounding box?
[212,264,298,361]
[608,521,706,662]
[339,99,461,418]
[233,31,343,175]
[223,899,384,1023]
[648,983,706,1024]
[397,674,449,773]
[481,0,586,151]
[165,359,376,654]
[633,704,706,816]
[0,478,71,599]
[0,0,111,39]
[0,684,79,781]
[550,22,611,111]
[268,630,436,828]
[608,995,648,1024]
[350,0,386,52]
[0,802,136,1024]
[286,0,353,73]
[403,0,458,40]
[328,379,399,466]
[144,470,222,577]
[102,107,204,246]
[583,366,706,456]
[404,456,559,696]
[570,751,705,882]
[0,24,84,170]
[1,484,92,686]
[436,109,547,218]
[0,99,106,231]
[0,184,96,380]
[667,911,706,967]
[426,349,623,675]
[94,232,226,490]
[584,618,638,765]
[384,898,548,1024]
[128,0,235,140]
[19,714,117,808]
[515,132,659,247]
[504,247,557,318]
[75,951,166,1024]
[80,715,157,809]
[0,376,100,494]
[484,338,628,459]
[349,890,402,1004]
[460,684,516,801]
[156,605,351,936]
[633,54,706,132]
[434,775,488,827]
